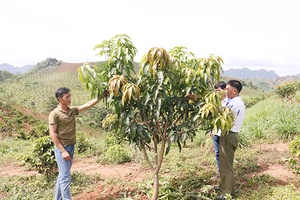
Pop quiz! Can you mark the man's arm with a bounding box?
[49,124,71,160]
[78,90,109,113]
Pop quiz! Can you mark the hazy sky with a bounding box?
[1,0,299,76]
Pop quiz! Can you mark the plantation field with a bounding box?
[0,63,94,114]
[0,63,300,199]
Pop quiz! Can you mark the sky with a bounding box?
[1,0,299,76]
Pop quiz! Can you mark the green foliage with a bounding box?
[289,134,300,175]
[45,95,59,113]
[78,34,138,99]
[28,58,60,73]
[97,132,131,164]
[70,172,102,196]
[0,175,55,200]
[0,70,16,82]
[78,106,111,129]
[239,95,300,143]
[0,102,46,139]
[0,72,92,114]
[75,131,93,154]
[294,91,300,102]
[23,136,57,179]
[78,34,234,155]
[78,34,235,199]
[98,144,131,164]
[29,123,49,138]
[275,81,300,100]
[243,96,265,108]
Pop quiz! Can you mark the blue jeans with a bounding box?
[54,145,74,200]
[212,135,220,173]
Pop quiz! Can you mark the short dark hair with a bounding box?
[55,87,71,99]
[227,80,242,93]
[218,81,226,90]
[214,81,226,90]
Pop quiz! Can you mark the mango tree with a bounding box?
[78,34,234,200]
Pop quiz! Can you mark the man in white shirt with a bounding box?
[217,80,246,200]
[210,81,230,180]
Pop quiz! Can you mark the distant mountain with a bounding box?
[0,63,33,74]
[0,61,289,81]
[222,67,280,80]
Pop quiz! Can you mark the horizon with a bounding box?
[1,60,298,77]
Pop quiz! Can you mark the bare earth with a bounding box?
[0,142,299,199]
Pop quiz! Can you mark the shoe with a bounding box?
[216,195,225,200]
[213,186,220,191]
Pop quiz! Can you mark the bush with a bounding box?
[23,136,57,179]
[289,134,300,175]
[275,81,300,101]
[29,123,49,138]
[98,144,131,164]
[75,131,94,154]
[97,132,131,164]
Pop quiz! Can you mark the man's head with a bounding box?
[226,80,242,99]
[214,81,227,100]
[55,87,72,106]
[214,81,226,91]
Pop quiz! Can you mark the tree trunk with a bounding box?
[152,168,159,200]
[151,138,166,200]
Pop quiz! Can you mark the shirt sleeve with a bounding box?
[48,111,58,125]
[71,106,79,115]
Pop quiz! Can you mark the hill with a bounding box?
[0,63,33,74]
[0,60,268,115]
[222,67,280,79]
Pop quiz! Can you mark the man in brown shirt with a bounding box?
[49,87,108,200]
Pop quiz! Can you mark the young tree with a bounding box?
[78,34,234,200]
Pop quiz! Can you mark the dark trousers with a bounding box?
[219,132,239,195]
[212,134,220,173]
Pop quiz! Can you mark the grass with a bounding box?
[0,72,92,114]
[0,138,32,164]
[1,68,300,199]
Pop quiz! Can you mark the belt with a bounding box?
[229,131,238,134]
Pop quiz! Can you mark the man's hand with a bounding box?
[62,151,71,160]
[186,93,198,102]
[100,90,109,99]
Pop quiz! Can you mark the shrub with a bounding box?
[75,131,93,154]
[29,123,49,138]
[275,81,300,101]
[23,136,57,179]
[97,132,131,164]
[98,144,131,164]
[289,134,300,175]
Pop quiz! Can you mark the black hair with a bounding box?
[218,81,226,90]
[214,81,226,90]
[55,87,71,99]
[214,83,220,89]
[227,80,242,93]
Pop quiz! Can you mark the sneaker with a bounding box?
[216,195,225,200]
[213,185,220,191]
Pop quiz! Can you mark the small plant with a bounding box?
[75,131,93,154]
[23,136,57,179]
[98,144,131,164]
[29,123,49,138]
[275,81,300,101]
[289,134,300,175]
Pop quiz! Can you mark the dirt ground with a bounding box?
[0,142,299,200]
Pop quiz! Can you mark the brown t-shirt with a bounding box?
[49,105,79,146]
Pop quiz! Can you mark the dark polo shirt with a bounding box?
[49,105,79,146]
